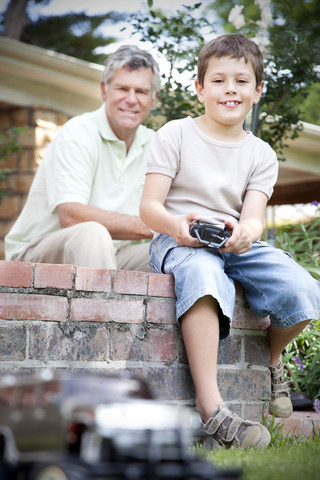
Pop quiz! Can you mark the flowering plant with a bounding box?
[274,202,320,282]
[283,319,320,412]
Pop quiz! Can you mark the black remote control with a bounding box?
[190,221,231,249]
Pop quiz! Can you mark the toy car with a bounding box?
[190,221,232,249]
[0,371,241,480]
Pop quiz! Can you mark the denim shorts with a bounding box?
[149,234,320,339]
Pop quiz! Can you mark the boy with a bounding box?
[140,34,320,449]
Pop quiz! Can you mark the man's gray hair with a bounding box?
[102,45,161,98]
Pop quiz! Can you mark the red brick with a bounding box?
[29,323,108,361]
[0,196,20,219]
[244,334,270,365]
[75,266,112,292]
[146,299,176,324]
[71,298,144,323]
[271,411,320,439]
[148,273,175,297]
[217,368,270,401]
[218,335,242,364]
[233,304,270,330]
[0,293,67,321]
[113,270,147,295]
[8,173,34,193]
[0,261,32,287]
[34,263,73,289]
[0,325,26,360]
[110,326,178,362]
[18,150,34,172]
[144,366,195,401]
[243,402,266,423]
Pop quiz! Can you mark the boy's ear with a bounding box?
[253,81,264,104]
[195,78,205,104]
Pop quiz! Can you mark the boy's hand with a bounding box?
[219,220,253,254]
[173,212,204,247]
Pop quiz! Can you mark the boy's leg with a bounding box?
[180,294,270,448]
[268,320,310,417]
[180,295,222,423]
[226,242,320,417]
[269,321,310,365]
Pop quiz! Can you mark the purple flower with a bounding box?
[293,356,306,374]
[313,398,320,414]
[311,200,319,206]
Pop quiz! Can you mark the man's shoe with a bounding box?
[201,404,271,449]
[269,360,295,418]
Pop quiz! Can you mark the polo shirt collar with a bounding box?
[96,103,151,148]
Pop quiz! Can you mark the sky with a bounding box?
[0,0,201,16]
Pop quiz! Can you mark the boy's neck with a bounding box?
[195,115,248,142]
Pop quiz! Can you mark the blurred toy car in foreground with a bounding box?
[0,371,240,479]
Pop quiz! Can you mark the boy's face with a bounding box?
[195,56,263,131]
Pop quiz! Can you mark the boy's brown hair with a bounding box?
[197,34,264,88]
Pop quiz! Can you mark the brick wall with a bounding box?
[0,260,271,422]
[0,106,68,259]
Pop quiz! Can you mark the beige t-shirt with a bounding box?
[146,116,278,226]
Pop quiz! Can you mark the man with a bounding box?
[5,45,160,271]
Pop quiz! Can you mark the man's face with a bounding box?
[101,66,156,140]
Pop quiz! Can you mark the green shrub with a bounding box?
[275,207,320,412]
[274,213,320,282]
[0,126,23,202]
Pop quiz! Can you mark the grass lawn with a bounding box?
[193,422,320,480]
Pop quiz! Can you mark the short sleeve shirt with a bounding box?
[146,117,279,225]
[5,105,154,259]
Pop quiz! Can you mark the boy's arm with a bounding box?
[140,173,201,246]
[221,190,268,255]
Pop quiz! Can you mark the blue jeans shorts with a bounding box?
[149,234,320,339]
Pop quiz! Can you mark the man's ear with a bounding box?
[101,82,107,101]
[152,91,159,107]
[253,81,264,104]
[195,78,205,104]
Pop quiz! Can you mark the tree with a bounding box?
[128,3,211,127]
[0,0,126,64]
[205,0,320,159]
[138,0,319,158]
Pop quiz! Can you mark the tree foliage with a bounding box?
[205,0,320,159]
[128,3,210,126]
[0,0,126,64]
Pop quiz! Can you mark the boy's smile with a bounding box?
[195,56,263,139]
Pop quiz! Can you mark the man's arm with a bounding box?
[221,189,268,254]
[57,203,152,240]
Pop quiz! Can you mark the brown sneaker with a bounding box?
[201,404,271,448]
[269,360,295,418]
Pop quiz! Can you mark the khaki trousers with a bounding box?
[13,221,150,272]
